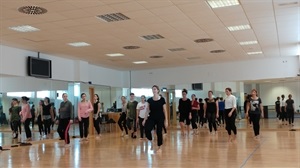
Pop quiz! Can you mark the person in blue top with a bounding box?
[218,97,225,126]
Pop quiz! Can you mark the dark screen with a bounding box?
[28,57,52,78]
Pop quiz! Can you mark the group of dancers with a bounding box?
[275,94,296,126]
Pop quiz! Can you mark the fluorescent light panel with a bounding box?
[247,51,263,55]
[106,53,125,57]
[207,0,240,8]
[239,41,258,45]
[133,61,148,64]
[9,25,40,32]
[228,24,251,31]
[68,42,90,47]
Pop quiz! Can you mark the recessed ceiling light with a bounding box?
[9,25,40,32]
[227,24,251,31]
[206,0,240,9]
[133,61,148,64]
[247,51,263,55]
[106,53,125,57]
[239,41,258,45]
[68,42,90,47]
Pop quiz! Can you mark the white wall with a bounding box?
[130,56,299,87]
[259,81,300,110]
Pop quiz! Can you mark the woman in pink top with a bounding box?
[78,93,93,141]
[19,96,32,141]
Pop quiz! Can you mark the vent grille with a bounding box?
[186,57,201,60]
[18,6,47,15]
[194,38,213,43]
[278,1,298,6]
[168,48,186,52]
[149,55,163,59]
[123,46,140,49]
[210,50,225,53]
[96,13,130,22]
[140,34,164,40]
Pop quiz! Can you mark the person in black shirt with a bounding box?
[204,91,219,134]
[93,94,101,139]
[275,96,280,121]
[143,85,168,153]
[178,89,191,136]
[285,94,295,126]
[198,98,206,128]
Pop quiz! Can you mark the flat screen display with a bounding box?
[27,56,52,78]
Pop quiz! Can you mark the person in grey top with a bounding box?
[57,93,73,146]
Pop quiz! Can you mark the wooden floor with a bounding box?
[0,119,300,168]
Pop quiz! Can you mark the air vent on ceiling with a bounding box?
[140,34,164,40]
[149,55,163,59]
[96,13,130,22]
[186,57,201,60]
[210,49,226,53]
[18,6,47,15]
[278,1,298,6]
[194,38,213,43]
[168,48,186,52]
[123,46,140,49]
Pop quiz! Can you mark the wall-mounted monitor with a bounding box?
[192,83,203,90]
[27,56,52,78]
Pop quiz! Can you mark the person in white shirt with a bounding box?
[136,95,148,140]
[224,87,237,142]
[280,94,288,125]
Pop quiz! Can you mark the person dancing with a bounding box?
[224,88,237,142]
[93,94,101,139]
[118,96,128,137]
[178,89,192,136]
[78,93,93,141]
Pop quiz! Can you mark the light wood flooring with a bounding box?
[0,119,300,168]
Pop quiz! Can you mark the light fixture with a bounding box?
[206,0,240,9]
[239,41,258,45]
[106,53,125,57]
[133,61,148,64]
[247,51,263,55]
[227,24,251,31]
[9,25,40,32]
[68,42,90,47]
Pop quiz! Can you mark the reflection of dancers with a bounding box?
[143,85,168,153]
[36,100,44,137]
[191,94,199,134]
[93,94,101,139]
[11,98,21,139]
[20,96,32,141]
[118,96,128,137]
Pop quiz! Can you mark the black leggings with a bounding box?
[24,118,32,138]
[191,111,198,129]
[57,118,71,144]
[79,117,89,138]
[250,113,260,136]
[37,115,44,135]
[280,107,288,121]
[225,109,237,135]
[118,112,128,134]
[43,118,52,135]
[287,109,294,124]
[138,117,145,138]
[126,118,137,132]
[218,110,225,124]
[93,117,101,135]
[207,112,217,132]
[199,110,206,126]
[145,117,164,146]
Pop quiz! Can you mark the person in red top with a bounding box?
[78,93,93,141]
[19,96,32,141]
[191,94,199,135]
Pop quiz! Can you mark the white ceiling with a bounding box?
[0,0,299,70]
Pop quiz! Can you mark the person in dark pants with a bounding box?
[143,85,168,153]
[224,88,237,143]
[78,93,93,141]
[246,89,264,140]
[136,95,148,140]
[126,93,138,139]
[191,94,199,134]
[30,105,35,129]
[118,96,128,137]
[285,94,295,126]
[275,96,280,121]
[42,97,54,138]
[93,94,101,139]
[198,98,206,128]
[57,93,73,147]
[11,98,21,139]
[204,91,219,135]
[20,96,32,141]
[280,94,288,125]
[218,97,225,126]
[178,89,191,136]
